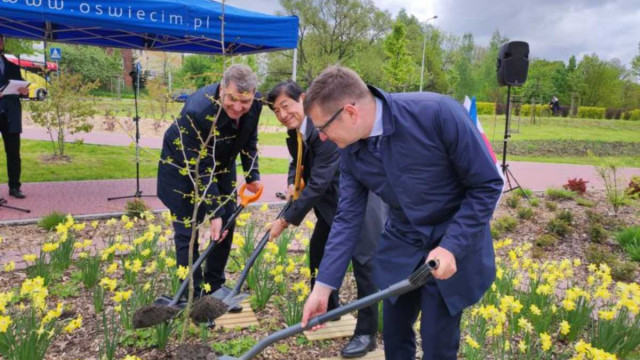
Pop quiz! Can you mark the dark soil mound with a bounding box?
[132,304,180,329]
[190,296,228,323]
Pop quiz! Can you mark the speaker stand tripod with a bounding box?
[0,197,31,213]
[108,63,156,202]
[501,86,529,200]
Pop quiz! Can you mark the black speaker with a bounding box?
[496,41,529,86]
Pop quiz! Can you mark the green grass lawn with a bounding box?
[0,140,289,183]
[50,97,284,127]
[480,115,640,143]
[258,131,288,146]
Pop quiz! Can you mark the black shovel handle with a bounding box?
[234,259,439,360]
[170,205,245,306]
[228,198,293,297]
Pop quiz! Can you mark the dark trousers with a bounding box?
[310,210,378,335]
[173,198,237,295]
[352,257,378,335]
[383,276,462,360]
[0,114,21,190]
[309,212,341,311]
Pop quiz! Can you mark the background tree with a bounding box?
[450,33,477,100]
[27,73,98,159]
[631,43,640,79]
[4,38,37,56]
[476,30,508,102]
[274,0,391,87]
[173,54,225,90]
[382,21,415,92]
[577,54,625,107]
[57,44,122,89]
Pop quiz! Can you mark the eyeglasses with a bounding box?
[315,102,355,133]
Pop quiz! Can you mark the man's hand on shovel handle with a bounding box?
[427,246,457,280]
[210,217,228,243]
[301,283,332,330]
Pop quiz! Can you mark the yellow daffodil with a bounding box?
[518,340,527,353]
[42,242,60,253]
[3,261,15,272]
[540,332,552,351]
[0,315,12,333]
[22,254,37,262]
[176,265,189,280]
[464,335,480,349]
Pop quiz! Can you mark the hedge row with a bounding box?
[474,102,639,120]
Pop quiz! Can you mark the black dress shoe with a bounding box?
[340,334,376,358]
[9,188,25,199]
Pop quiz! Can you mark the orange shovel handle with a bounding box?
[239,183,264,207]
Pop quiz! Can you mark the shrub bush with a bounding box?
[505,194,520,209]
[588,223,608,244]
[586,244,637,282]
[622,109,640,121]
[125,199,149,218]
[576,106,605,119]
[547,218,571,238]
[545,201,558,211]
[615,226,640,261]
[576,197,595,207]
[492,215,518,238]
[563,178,588,195]
[38,211,67,231]
[517,206,534,220]
[627,175,640,198]
[585,210,604,225]
[546,188,576,201]
[535,234,557,248]
[556,209,574,225]
[604,108,623,120]
[476,102,495,115]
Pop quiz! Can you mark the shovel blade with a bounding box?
[211,286,233,300]
[153,295,173,306]
[223,292,249,310]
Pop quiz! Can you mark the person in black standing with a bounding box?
[157,64,262,308]
[267,80,387,358]
[0,35,29,199]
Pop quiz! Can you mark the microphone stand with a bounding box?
[108,63,156,201]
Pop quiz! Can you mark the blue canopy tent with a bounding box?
[0,0,298,55]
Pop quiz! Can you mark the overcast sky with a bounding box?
[227,0,639,66]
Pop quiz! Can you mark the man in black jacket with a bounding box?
[157,64,262,302]
[267,80,387,358]
[0,35,29,199]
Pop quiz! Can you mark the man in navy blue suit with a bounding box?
[300,66,504,359]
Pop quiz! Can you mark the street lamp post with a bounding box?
[419,15,438,92]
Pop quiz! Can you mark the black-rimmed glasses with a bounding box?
[315,102,355,133]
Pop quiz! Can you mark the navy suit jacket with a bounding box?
[316,87,504,315]
[157,83,261,221]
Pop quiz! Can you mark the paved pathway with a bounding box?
[2,127,638,224]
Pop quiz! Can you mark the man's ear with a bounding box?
[299,93,306,103]
[344,103,358,124]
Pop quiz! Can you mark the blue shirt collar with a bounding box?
[368,97,384,137]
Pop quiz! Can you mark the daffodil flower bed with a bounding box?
[0,191,637,360]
